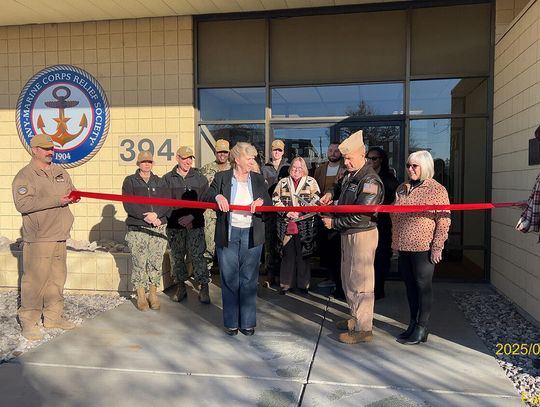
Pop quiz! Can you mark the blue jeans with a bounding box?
[217,227,262,329]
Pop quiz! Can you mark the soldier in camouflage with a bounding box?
[122,151,170,312]
[200,139,231,270]
[164,146,210,303]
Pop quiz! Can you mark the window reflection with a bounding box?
[410,78,487,115]
[199,88,265,121]
[338,125,401,179]
[272,83,404,118]
[272,127,331,174]
[199,124,265,167]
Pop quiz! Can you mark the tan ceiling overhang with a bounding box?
[0,0,407,26]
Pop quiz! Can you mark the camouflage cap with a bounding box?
[136,150,153,164]
[215,139,230,152]
[272,139,285,150]
[177,146,195,159]
[30,134,54,148]
[338,130,364,155]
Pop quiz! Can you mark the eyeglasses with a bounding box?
[272,149,283,152]
[406,163,420,169]
[365,156,380,161]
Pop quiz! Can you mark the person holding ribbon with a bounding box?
[391,150,451,345]
[12,134,79,341]
[122,151,170,312]
[203,142,271,336]
[320,130,384,344]
[516,171,540,242]
[272,157,320,295]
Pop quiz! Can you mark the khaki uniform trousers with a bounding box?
[19,241,67,327]
[341,228,378,332]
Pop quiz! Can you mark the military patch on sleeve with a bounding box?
[18,186,28,195]
[362,182,379,195]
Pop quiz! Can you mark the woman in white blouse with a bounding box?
[203,142,271,336]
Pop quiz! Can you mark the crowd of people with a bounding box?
[12,130,454,346]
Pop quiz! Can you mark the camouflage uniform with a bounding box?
[122,169,170,290]
[163,165,209,285]
[200,160,231,269]
[125,225,168,288]
[166,227,208,284]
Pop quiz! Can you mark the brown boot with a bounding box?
[148,285,160,310]
[339,330,373,344]
[335,318,355,331]
[136,287,149,311]
[44,318,76,330]
[172,281,187,302]
[21,322,44,341]
[198,283,210,304]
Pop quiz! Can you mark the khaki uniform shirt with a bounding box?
[12,160,75,242]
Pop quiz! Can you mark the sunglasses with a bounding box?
[273,149,283,152]
[365,156,380,161]
[406,163,420,169]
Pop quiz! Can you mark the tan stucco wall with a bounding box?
[493,0,540,322]
[0,16,194,292]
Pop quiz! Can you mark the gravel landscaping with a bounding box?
[453,289,540,406]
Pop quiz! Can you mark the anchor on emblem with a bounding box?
[37,86,88,146]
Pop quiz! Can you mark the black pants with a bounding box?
[264,213,280,278]
[280,235,310,290]
[317,220,343,297]
[374,231,392,299]
[398,251,434,326]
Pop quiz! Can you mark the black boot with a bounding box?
[403,325,428,345]
[398,320,417,339]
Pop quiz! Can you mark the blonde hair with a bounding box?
[407,150,435,181]
[289,156,309,177]
[229,142,258,167]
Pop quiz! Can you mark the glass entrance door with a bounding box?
[335,122,404,181]
[271,121,404,179]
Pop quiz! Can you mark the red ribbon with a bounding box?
[69,190,521,213]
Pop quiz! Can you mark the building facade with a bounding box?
[0,0,537,322]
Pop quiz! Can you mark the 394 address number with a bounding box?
[118,136,176,166]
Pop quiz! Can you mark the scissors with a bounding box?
[290,194,321,223]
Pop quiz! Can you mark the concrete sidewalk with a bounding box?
[0,281,522,406]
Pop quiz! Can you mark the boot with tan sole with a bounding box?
[148,285,160,310]
[199,283,210,304]
[44,318,76,330]
[21,322,44,341]
[136,287,150,311]
[335,318,355,331]
[339,330,373,344]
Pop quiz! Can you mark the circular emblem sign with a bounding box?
[16,65,110,168]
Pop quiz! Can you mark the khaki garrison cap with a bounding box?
[215,139,230,152]
[338,130,365,155]
[177,146,195,159]
[30,134,54,148]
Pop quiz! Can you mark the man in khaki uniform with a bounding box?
[200,139,231,270]
[12,134,79,341]
[320,131,384,344]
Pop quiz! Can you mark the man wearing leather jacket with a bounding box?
[320,130,384,344]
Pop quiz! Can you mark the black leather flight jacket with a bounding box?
[330,165,384,233]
